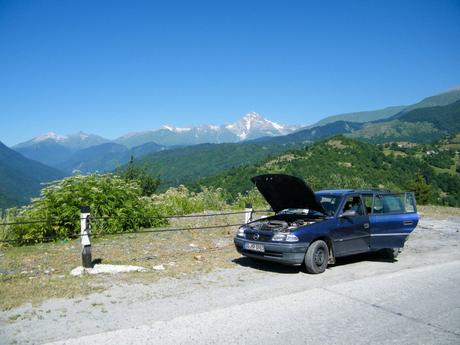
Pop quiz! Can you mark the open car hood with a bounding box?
[251,174,326,214]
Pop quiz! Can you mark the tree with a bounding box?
[408,174,432,205]
[120,156,160,196]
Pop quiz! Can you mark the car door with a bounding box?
[332,194,370,256]
[369,192,419,250]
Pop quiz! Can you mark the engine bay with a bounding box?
[247,218,316,232]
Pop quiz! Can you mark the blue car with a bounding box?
[234,174,419,274]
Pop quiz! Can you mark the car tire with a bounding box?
[304,240,329,274]
[381,248,400,260]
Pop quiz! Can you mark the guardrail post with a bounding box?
[244,203,253,224]
[80,206,92,268]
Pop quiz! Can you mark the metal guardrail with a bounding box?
[0,208,272,245]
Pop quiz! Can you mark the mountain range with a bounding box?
[115,112,299,148]
[13,112,299,170]
[2,87,460,208]
[117,92,460,191]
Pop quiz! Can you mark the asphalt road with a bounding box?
[46,260,460,345]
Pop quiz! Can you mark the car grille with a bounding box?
[245,231,272,242]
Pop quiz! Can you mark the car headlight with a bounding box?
[285,234,299,242]
[272,233,299,242]
[237,227,245,238]
[272,233,286,241]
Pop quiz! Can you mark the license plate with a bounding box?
[244,242,265,252]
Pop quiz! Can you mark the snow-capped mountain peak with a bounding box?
[161,125,192,133]
[15,131,109,150]
[225,112,290,140]
[32,132,67,143]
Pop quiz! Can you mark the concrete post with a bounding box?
[80,206,92,268]
[244,203,253,224]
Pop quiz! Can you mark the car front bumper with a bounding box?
[234,237,309,266]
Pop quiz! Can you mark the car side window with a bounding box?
[373,196,384,214]
[382,194,405,213]
[341,196,365,216]
[362,194,373,214]
[405,193,416,213]
[374,194,406,214]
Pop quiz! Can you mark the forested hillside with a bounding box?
[349,100,460,143]
[254,121,363,145]
[189,136,460,206]
[56,142,166,174]
[129,141,300,190]
[0,142,65,208]
[311,87,460,127]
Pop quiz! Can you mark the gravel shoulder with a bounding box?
[1,215,459,345]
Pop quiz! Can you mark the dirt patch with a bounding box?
[418,205,460,219]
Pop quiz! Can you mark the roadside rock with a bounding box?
[70,264,147,276]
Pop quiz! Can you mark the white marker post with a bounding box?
[80,206,92,268]
[244,203,253,224]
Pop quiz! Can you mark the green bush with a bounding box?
[149,185,230,215]
[233,188,268,210]
[4,174,167,244]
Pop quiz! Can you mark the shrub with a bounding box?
[5,174,166,244]
[149,185,229,215]
[233,188,268,210]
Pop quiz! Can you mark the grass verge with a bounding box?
[0,212,253,310]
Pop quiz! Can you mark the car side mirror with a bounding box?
[341,210,357,218]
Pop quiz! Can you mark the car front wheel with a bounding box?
[304,240,329,274]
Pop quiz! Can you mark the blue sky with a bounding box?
[1,0,459,146]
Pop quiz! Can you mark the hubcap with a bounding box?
[314,248,325,266]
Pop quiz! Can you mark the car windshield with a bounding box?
[316,194,342,216]
[279,208,310,215]
[278,208,326,218]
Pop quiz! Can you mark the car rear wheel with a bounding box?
[381,248,400,260]
[304,240,329,274]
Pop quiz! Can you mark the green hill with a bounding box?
[401,87,460,113]
[189,136,460,206]
[349,100,460,143]
[311,87,460,127]
[396,99,460,132]
[313,106,406,127]
[0,142,65,208]
[254,121,363,145]
[127,141,299,190]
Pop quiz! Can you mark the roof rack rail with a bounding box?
[351,188,392,193]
